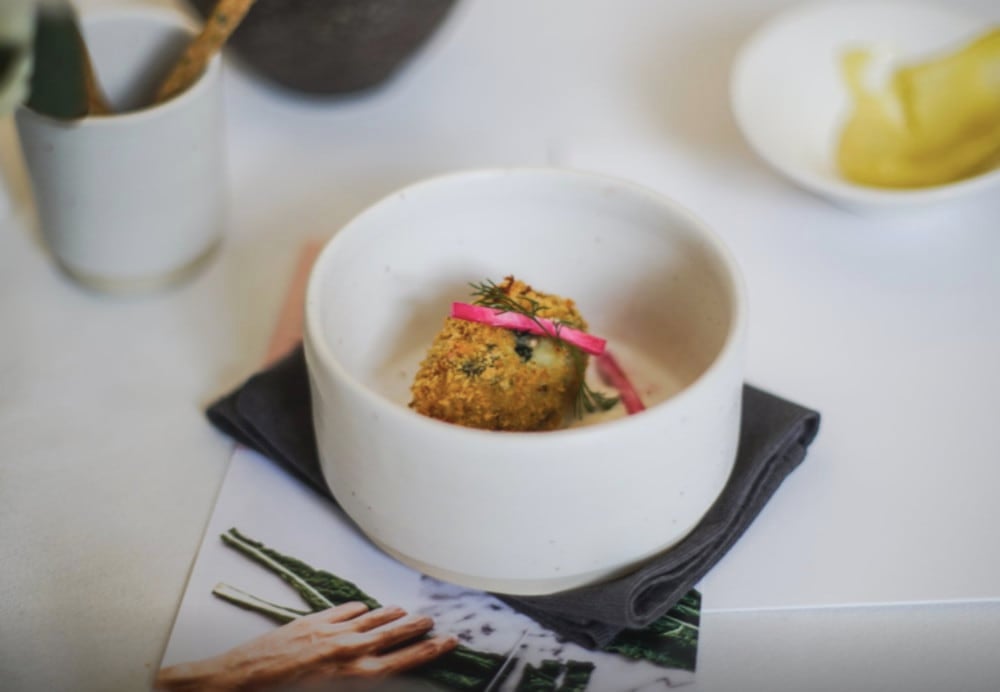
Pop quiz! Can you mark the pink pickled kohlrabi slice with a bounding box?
[450,302,606,356]
[596,351,646,414]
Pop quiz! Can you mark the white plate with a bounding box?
[730,1,1000,212]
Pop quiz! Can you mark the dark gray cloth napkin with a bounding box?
[207,345,820,648]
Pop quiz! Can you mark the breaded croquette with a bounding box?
[409,277,587,431]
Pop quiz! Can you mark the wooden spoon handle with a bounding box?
[152,0,256,105]
[81,43,112,115]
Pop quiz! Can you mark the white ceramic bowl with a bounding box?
[731,1,1000,213]
[304,168,746,595]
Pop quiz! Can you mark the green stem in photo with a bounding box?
[211,582,310,623]
[221,528,377,611]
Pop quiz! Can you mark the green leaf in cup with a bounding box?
[27,2,87,118]
[27,1,110,118]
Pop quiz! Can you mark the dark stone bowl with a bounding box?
[187,0,458,94]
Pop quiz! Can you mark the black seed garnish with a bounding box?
[513,330,534,362]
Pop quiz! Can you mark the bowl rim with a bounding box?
[304,166,748,441]
[729,0,1000,209]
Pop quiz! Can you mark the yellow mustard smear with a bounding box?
[836,28,1000,188]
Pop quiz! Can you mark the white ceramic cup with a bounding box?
[15,7,225,293]
[304,168,747,595]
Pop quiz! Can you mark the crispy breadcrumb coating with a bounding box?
[409,277,588,431]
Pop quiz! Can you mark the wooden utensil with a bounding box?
[152,0,256,104]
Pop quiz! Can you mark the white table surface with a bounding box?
[2,0,1000,690]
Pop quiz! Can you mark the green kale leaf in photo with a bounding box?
[214,528,701,691]
[602,589,701,672]
[514,659,595,692]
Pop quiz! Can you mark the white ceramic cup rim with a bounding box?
[304,167,748,442]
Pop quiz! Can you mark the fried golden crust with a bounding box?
[409,278,587,431]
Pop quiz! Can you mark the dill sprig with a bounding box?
[469,279,619,418]
[470,278,552,332]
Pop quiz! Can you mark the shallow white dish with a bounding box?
[304,168,747,595]
[731,1,1000,212]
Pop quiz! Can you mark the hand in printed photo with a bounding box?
[155,601,458,691]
